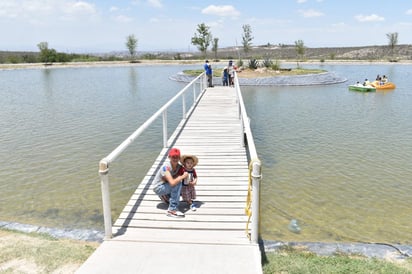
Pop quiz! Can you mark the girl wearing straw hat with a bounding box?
[180,154,199,211]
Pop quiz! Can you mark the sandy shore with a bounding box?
[1,59,412,71]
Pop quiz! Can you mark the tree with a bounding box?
[294,39,305,67]
[37,41,57,64]
[242,24,253,56]
[212,37,219,60]
[126,34,138,61]
[386,32,398,61]
[191,23,212,58]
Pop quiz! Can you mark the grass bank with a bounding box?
[262,246,412,274]
[1,228,411,273]
[0,228,98,273]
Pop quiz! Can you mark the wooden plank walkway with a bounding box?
[77,86,262,274]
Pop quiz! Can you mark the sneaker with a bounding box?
[159,195,170,204]
[167,210,185,218]
[190,203,197,211]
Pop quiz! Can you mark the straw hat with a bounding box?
[180,155,198,167]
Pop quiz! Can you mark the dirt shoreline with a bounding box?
[1,59,412,71]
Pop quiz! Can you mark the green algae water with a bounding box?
[0,63,411,245]
[243,64,412,244]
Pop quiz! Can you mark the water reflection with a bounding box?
[42,68,53,98]
[128,66,139,95]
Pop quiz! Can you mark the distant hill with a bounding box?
[1,44,411,63]
[185,44,412,62]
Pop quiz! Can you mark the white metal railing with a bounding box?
[234,72,262,244]
[99,72,206,239]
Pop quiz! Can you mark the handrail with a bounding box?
[234,72,262,244]
[98,72,206,239]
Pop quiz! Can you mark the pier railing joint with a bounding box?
[99,159,109,175]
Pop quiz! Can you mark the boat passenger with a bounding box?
[363,79,370,86]
[382,75,388,83]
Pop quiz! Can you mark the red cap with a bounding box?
[168,148,180,157]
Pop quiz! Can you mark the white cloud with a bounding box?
[297,0,307,3]
[0,1,19,18]
[355,14,384,22]
[0,0,97,21]
[406,9,412,15]
[332,22,346,27]
[398,22,412,27]
[299,9,324,18]
[113,15,134,23]
[0,0,54,18]
[109,6,119,12]
[202,5,240,17]
[64,1,96,16]
[148,0,162,8]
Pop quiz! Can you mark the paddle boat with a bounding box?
[348,84,376,92]
[370,81,396,90]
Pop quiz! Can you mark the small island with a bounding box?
[173,66,347,86]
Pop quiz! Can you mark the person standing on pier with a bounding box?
[204,60,213,87]
[222,66,229,86]
[153,148,188,217]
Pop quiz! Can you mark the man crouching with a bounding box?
[153,148,188,217]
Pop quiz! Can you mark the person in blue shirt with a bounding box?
[222,66,229,86]
[204,60,213,87]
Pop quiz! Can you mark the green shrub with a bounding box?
[248,59,259,69]
[271,60,281,70]
[262,58,273,68]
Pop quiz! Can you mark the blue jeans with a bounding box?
[153,182,182,211]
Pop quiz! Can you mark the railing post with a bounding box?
[240,112,245,147]
[99,159,112,239]
[162,111,168,147]
[234,75,245,147]
[182,94,186,119]
[193,82,196,104]
[251,159,261,244]
[203,74,207,90]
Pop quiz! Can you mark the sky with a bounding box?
[1,0,412,53]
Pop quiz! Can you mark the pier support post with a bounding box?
[251,160,262,244]
[99,160,113,239]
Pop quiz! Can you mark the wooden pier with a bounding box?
[77,77,262,273]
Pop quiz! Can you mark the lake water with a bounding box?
[1,63,411,245]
